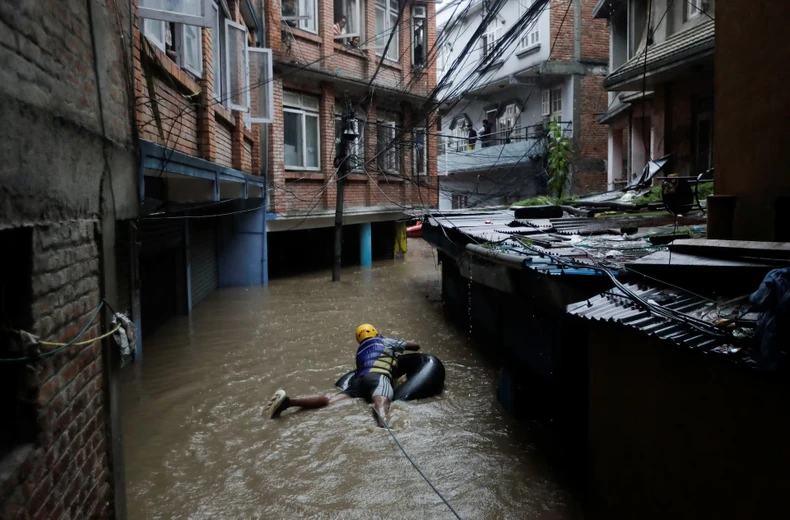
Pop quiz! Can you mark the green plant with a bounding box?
[513,195,578,206]
[547,118,572,199]
[633,186,662,205]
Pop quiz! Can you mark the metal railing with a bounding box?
[437,121,572,154]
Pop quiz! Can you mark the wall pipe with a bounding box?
[465,244,527,270]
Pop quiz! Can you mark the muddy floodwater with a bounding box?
[122,239,580,519]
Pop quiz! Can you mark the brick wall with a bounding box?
[550,0,576,62]
[2,222,111,519]
[266,0,439,217]
[132,0,261,175]
[581,0,609,61]
[572,74,609,194]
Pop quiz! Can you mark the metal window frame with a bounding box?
[541,90,550,116]
[375,0,399,60]
[333,0,363,40]
[138,0,213,28]
[142,18,167,52]
[179,24,204,77]
[247,47,274,124]
[225,19,249,112]
[299,0,319,33]
[211,1,224,101]
[411,4,426,66]
[377,117,399,172]
[283,105,321,171]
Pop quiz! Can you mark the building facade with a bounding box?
[263,0,439,271]
[0,0,137,517]
[594,0,715,191]
[436,0,609,209]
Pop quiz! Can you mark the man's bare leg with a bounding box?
[371,396,391,427]
[266,390,349,418]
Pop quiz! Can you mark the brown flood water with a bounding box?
[122,239,580,519]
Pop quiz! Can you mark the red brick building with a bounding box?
[263,0,439,271]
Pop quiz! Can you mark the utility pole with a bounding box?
[333,95,356,281]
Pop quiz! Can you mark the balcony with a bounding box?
[438,123,571,175]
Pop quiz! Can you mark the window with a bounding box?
[551,88,562,117]
[517,0,539,49]
[282,0,318,33]
[142,19,203,78]
[143,18,167,51]
[685,0,709,21]
[225,19,248,111]
[334,0,362,41]
[541,90,550,116]
[211,1,224,101]
[413,127,426,176]
[377,113,399,173]
[335,104,365,172]
[543,88,562,118]
[498,103,522,143]
[452,124,467,152]
[482,26,502,58]
[375,0,399,61]
[412,5,426,67]
[437,44,450,77]
[138,0,213,27]
[0,229,35,464]
[284,92,320,169]
[180,24,203,76]
[248,47,274,124]
[452,194,468,209]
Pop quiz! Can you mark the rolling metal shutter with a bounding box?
[189,220,218,308]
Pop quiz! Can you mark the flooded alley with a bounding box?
[122,239,579,519]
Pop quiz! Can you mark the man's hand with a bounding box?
[404,341,420,352]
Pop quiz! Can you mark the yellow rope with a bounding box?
[38,323,123,347]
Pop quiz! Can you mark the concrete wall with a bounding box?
[587,322,790,519]
[711,0,790,240]
[437,0,551,92]
[0,0,138,517]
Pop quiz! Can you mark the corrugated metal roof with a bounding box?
[567,283,724,350]
[605,19,715,88]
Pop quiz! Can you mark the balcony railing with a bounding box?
[438,122,572,174]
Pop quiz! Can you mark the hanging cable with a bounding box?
[371,407,463,520]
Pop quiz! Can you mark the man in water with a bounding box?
[265,324,420,426]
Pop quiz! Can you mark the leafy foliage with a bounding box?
[547,118,572,199]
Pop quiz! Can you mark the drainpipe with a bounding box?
[465,244,527,269]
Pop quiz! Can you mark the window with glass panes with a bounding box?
[375,0,399,61]
[377,113,399,172]
[284,92,321,169]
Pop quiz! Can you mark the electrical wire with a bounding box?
[0,302,112,363]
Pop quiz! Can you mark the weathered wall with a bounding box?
[0,0,138,226]
[587,323,790,519]
[2,224,111,519]
[712,0,790,240]
[0,0,138,517]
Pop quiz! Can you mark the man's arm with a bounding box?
[403,341,420,352]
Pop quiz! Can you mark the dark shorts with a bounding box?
[341,373,394,402]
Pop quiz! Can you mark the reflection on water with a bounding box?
[122,239,579,519]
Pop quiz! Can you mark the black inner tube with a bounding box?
[334,354,445,401]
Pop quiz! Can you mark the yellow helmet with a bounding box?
[355,324,379,344]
